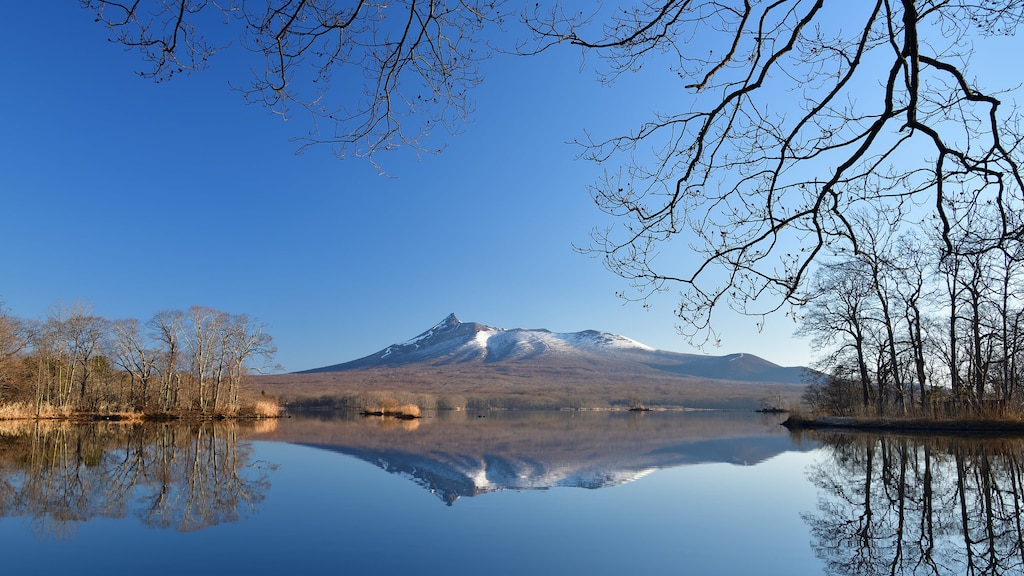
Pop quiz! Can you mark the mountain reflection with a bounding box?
[260,410,814,505]
[804,432,1024,576]
[0,420,275,538]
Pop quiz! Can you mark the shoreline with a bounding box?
[0,399,284,423]
[0,412,283,424]
[782,414,1024,434]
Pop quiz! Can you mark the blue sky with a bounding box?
[0,2,823,371]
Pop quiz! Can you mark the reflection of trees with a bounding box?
[805,433,1024,575]
[0,421,273,538]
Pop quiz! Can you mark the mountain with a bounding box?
[299,313,807,385]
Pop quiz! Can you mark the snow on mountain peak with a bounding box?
[402,313,462,347]
[460,324,656,361]
[302,313,667,372]
[298,312,808,385]
[296,313,812,388]
[558,330,656,351]
[387,314,658,363]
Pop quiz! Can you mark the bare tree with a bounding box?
[181,305,227,411]
[993,243,1024,401]
[0,303,27,400]
[522,1,1024,346]
[109,318,158,408]
[148,309,185,411]
[956,250,1000,405]
[83,2,1024,362]
[893,233,933,409]
[82,0,510,166]
[27,303,107,411]
[796,260,876,409]
[0,302,277,415]
[222,313,276,411]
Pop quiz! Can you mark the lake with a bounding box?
[0,411,1019,575]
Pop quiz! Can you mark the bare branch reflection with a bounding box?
[805,433,1024,575]
[0,421,275,538]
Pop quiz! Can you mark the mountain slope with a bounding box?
[299,313,806,385]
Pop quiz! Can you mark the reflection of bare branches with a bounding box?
[140,423,275,532]
[0,421,273,538]
[805,433,1024,575]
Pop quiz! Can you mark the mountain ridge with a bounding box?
[298,313,807,385]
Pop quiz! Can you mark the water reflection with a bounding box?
[804,432,1024,575]
[263,410,813,505]
[0,420,275,538]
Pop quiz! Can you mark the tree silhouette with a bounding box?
[85,2,1024,341]
[527,1,1024,345]
[82,0,510,168]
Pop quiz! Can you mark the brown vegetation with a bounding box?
[360,396,422,419]
[254,360,804,412]
[785,399,1024,433]
[253,409,788,462]
[784,413,1024,433]
[797,231,1024,425]
[0,302,280,420]
[248,399,284,419]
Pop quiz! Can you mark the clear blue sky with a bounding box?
[0,2,819,372]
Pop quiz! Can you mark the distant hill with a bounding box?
[299,313,808,386]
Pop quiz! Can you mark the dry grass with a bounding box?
[0,402,73,420]
[395,403,421,417]
[252,399,283,418]
[0,398,282,423]
[254,363,805,412]
[361,396,423,418]
[0,419,62,436]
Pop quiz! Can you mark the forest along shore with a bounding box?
[0,304,280,421]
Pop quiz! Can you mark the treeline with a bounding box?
[797,212,1024,418]
[0,303,277,416]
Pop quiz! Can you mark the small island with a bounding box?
[359,399,422,420]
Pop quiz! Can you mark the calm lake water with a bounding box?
[0,410,1020,575]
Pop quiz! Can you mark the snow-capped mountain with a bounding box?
[299,313,806,385]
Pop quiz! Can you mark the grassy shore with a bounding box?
[254,366,806,413]
[0,400,283,422]
[782,413,1024,433]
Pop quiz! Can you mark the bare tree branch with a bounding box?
[529,0,1024,348]
[82,0,511,166]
